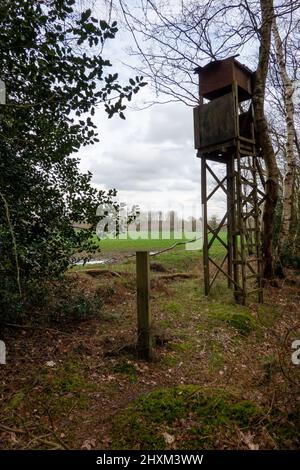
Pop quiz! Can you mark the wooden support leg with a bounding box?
[227,159,233,289]
[136,251,152,360]
[201,157,209,296]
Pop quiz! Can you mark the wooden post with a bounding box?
[201,157,209,296]
[136,250,152,360]
[227,159,233,289]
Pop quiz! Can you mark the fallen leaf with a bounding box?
[9,433,18,444]
[106,375,115,381]
[162,432,175,445]
[45,361,56,367]
[239,431,259,450]
[102,435,112,446]
[81,438,96,450]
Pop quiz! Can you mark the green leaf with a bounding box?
[100,20,109,30]
[81,9,92,23]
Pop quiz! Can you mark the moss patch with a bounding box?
[110,385,263,450]
[169,340,194,352]
[209,351,224,370]
[164,300,182,315]
[209,303,257,336]
[271,405,300,449]
[113,361,138,383]
[257,304,281,327]
[5,360,93,419]
[161,355,179,367]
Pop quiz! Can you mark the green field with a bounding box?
[72,230,227,272]
[93,230,226,257]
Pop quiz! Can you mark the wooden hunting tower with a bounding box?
[193,56,265,304]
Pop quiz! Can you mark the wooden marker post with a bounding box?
[136,250,152,360]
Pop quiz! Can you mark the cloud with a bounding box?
[142,102,194,146]
[78,88,226,217]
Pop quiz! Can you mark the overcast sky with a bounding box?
[78,1,226,219]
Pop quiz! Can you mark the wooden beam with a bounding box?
[201,157,209,295]
[136,251,152,360]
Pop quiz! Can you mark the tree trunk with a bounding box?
[272,19,297,249]
[252,0,279,279]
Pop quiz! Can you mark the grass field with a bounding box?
[92,230,227,257]
[94,230,195,252]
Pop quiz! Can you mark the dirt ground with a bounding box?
[1,254,300,450]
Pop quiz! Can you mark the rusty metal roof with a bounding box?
[194,55,254,76]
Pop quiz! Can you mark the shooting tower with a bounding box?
[193,56,265,304]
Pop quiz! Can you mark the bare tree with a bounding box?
[272,14,298,249]
[251,0,279,278]
[208,214,219,231]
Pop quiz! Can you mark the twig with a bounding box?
[0,424,27,434]
[81,269,122,278]
[45,407,71,450]
[158,272,199,280]
[3,322,72,336]
[150,237,202,257]
[31,436,65,450]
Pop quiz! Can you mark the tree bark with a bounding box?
[272,19,297,249]
[252,0,279,279]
